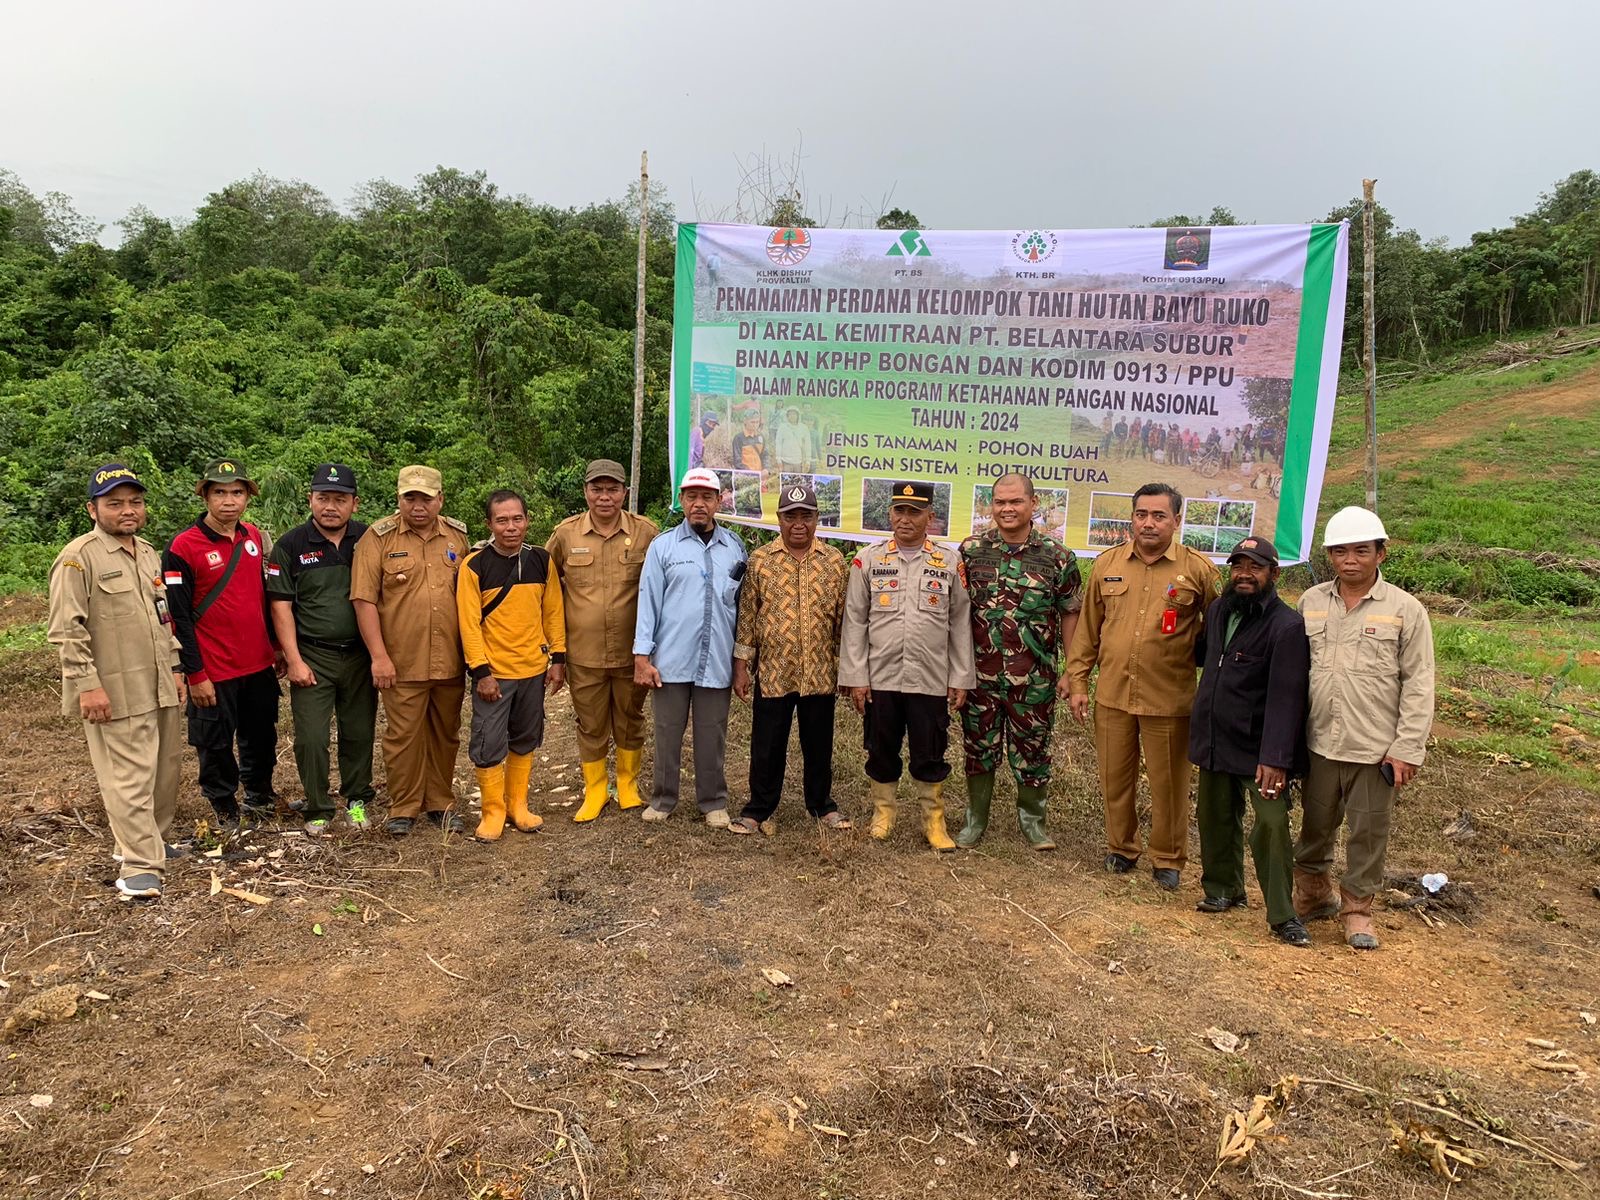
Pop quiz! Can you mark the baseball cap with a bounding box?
[888,480,934,509]
[88,463,146,499]
[777,481,818,512]
[679,467,722,492]
[584,459,627,484]
[702,412,720,426]
[1227,535,1279,567]
[396,465,443,497]
[196,458,258,496]
[311,463,358,494]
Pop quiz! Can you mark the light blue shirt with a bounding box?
[632,520,747,688]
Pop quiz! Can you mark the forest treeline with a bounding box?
[2,165,1597,590]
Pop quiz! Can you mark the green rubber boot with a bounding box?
[1016,783,1057,851]
[955,772,995,848]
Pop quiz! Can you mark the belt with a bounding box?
[299,636,363,653]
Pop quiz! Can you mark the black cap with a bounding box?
[88,463,145,499]
[1227,535,1279,567]
[776,481,818,512]
[311,463,358,494]
[888,480,934,509]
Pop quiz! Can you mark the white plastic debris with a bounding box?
[1420,872,1449,894]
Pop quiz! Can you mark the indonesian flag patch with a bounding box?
[163,571,183,586]
[267,564,282,577]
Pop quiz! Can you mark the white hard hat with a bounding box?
[1323,506,1388,547]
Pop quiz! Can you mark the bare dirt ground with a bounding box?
[2,586,1597,1200]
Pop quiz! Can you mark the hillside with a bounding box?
[1,361,1599,1199]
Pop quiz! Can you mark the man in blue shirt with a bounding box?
[633,467,747,826]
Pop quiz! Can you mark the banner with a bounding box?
[670,222,1347,563]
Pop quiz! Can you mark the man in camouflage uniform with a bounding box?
[957,473,1082,849]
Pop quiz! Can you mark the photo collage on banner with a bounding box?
[671,222,1347,562]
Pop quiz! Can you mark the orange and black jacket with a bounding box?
[456,544,567,681]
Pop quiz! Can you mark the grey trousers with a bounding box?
[650,683,731,813]
[468,674,546,768]
[1295,750,1395,898]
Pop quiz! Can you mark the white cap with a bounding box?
[679,467,721,492]
[1323,506,1388,547]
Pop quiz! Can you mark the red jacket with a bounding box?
[162,519,276,685]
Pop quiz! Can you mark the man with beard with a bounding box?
[633,467,747,826]
[49,464,186,902]
[268,464,375,834]
[1189,537,1312,946]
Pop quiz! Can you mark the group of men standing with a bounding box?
[49,455,1433,952]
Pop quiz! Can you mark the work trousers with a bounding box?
[85,704,182,881]
[469,673,546,767]
[1195,769,1294,925]
[189,667,280,817]
[290,642,376,820]
[864,690,951,784]
[381,678,465,819]
[567,663,648,759]
[650,683,731,814]
[1295,751,1395,899]
[743,687,837,822]
[961,681,1056,785]
[1094,704,1192,870]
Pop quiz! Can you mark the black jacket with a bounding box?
[1188,589,1309,777]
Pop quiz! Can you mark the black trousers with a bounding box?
[743,686,837,822]
[188,667,280,815]
[864,689,951,784]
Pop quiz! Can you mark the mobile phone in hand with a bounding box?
[1379,761,1396,787]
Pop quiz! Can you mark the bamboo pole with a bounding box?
[1362,178,1378,512]
[629,151,648,512]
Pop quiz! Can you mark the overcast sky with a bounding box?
[5,0,1594,245]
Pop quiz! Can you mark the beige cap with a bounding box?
[396,465,443,497]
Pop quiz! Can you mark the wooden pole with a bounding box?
[629,151,649,512]
[1362,178,1378,513]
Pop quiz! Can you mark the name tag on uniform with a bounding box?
[387,551,410,559]
[1104,576,1123,582]
[570,546,592,556]
[99,569,123,580]
[870,567,897,577]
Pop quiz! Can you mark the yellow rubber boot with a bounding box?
[474,765,507,841]
[918,780,956,852]
[615,747,646,810]
[868,779,898,841]
[505,751,542,832]
[574,760,610,822]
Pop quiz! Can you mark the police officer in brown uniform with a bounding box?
[350,465,471,836]
[47,464,186,902]
[1067,483,1219,890]
[545,459,658,821]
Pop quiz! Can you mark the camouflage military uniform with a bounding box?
[959,527,1082,785]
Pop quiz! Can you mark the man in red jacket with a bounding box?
[164,460,284,828]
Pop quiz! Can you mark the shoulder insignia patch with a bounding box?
[444,515,469,533]
[371,515,400,536]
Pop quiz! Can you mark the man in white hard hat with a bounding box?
[1294,506,1435,950]
[632,467,747,825]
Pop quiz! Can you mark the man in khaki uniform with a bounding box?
[546,459,658,821]
[1295,506,1435,949]
[1067,483,1219,890]
[839,481,977,850]
[351,465,470,837]
[47,464,186,902]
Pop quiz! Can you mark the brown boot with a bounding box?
[917,780,956,853]
[1340,887,1379,950]
[1293,867,1340,921]
[868,780,898,841]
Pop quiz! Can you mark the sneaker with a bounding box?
[384,817,414,837]
[115,873,162,902]
[703,808,731,830]
[303,819,331,837]
[344,802,371,830]
[426,811,465,834]
[1103,853,1137,874]
[641,805,671,823]
[1272,918,1313,948]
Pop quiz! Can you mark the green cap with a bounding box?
[196,458,258,496]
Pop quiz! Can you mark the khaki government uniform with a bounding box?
[1296,576,1436,898]
[545,510,657,759]
[1066,538,1219,870]
[47,528,184,880]
[350,513,470,818]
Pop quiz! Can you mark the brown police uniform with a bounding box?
[350,512,470,818]
[1066,538,1219,871]
[545,509,658,758]
[47,528,184,881]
